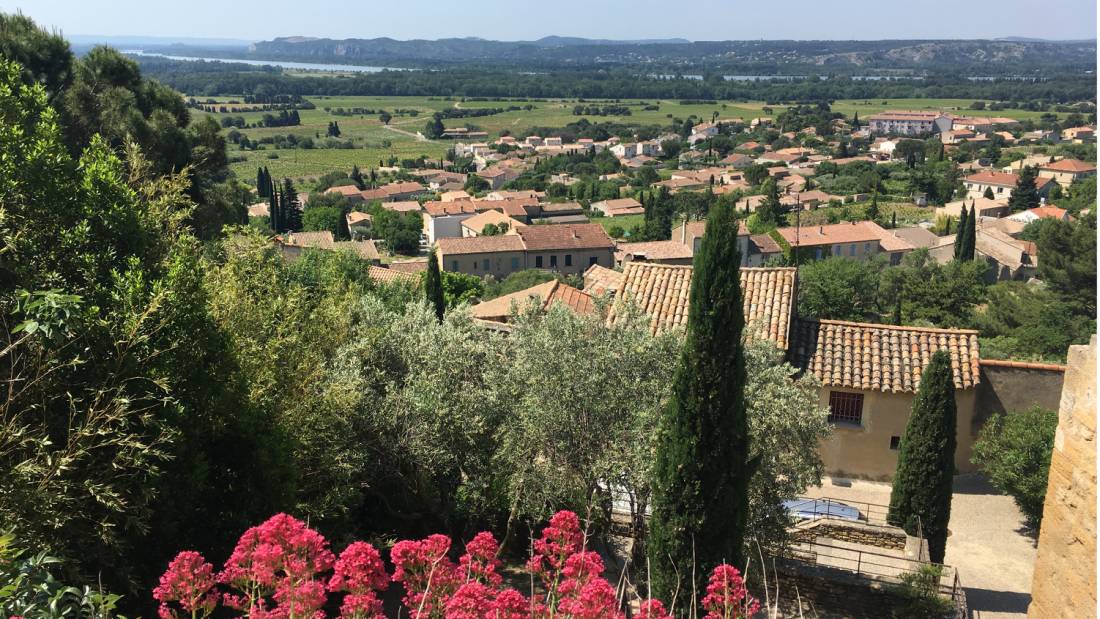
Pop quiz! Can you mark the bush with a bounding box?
[892,564,955,618]
[971,406,1058,529]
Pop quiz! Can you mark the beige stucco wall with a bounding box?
[441,250,525,279]
[1038,168,1095,187]
[819,387,979,481]
[1027,337,1096,619]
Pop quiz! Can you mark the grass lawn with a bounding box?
[190,94,1066,188]
[593,214,646,238]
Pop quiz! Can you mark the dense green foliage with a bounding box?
[887,351,957,563]
[649,201,752,599]
[971,406,1058,530]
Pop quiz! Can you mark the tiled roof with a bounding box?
[616,240,694,261]
[965,171,1054,190]
[471,280,594,321]
[789,319,981,393]
[461,209,526,233]
[368,265,419,284]
[515,224,614,251]
[347,212,372,225]
[424,202,479,216]
[1041,158,1096,173]
[437,235,525,255]
[583,264,624,295]
[383,201,424,213]
[388,258,429,273]
[776,221,913,250]
[333,240,381,261]
[607,263,798,349]
[282,231,336,249]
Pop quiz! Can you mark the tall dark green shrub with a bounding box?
[1008,166,1041,212]
[425,248,446,322]
[959,202,976,262]
[648,200,753,600]
[953,204,968,259]
[887,350,957,563]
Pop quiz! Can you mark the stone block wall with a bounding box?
[1027,336,1096,618]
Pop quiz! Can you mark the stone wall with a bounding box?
[1027,336,1096,618]
[976,360,1066,432]
[770,560,961,619]
[790,522,907,551]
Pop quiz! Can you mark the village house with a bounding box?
[775,220,916,264]
[422,202,480,243]
[930,226,1038,281]
[1061,126,1095,143]
[346,211,372,239]
[669,219,781,267]
[591,197,645,217]
[867,110,953,136]
[356,181,429,202]
[436,223,615,278]
[936,196,1010,220]
[719,153,755,168]
[1007,205,1073,224]
[963,170,1054,200]
[460,209,526,237]
[615,240,695,266]
[790,319,982,480]
[1038,158,1097,187]
[476,164,522,189]
[471,279,594,323]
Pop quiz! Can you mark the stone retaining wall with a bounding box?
[789,521,907,550]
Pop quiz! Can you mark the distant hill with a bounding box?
[137,36,1097,75]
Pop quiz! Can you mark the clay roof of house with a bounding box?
[282,231,336,249]
[515,224,614,251]
[424,202,480,217]
[388,258,429,273]
[460,209,526,233]
[539,202,585,214]
[382,200,424,213]
[481,198,539,218]
[594,197,643,209]
[247,202,270,218]
[616,240,695,262]
[325,184,363,197]
[1041,158,1097,173]
[789,319,981,393]
[440,190,473,202]
[368,265,419,284]
[750,233,782,254]
[975,228,1035,271]
[583,264,625,295]
[887,226,941,249]
[1024,206,1070,220]
[776,221,913,251]
[965,171,1054,189]
[346,211,372,225]
[471,280,594,321]
[607,263,797,348]
[436,235,525,255]
[333,240,382,261]
[979,358,1066,372]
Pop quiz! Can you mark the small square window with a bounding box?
[890,436,901,450]
[828,391,864,425]
[550,255,558,267]
[535,256,543,268]
[849,244,856,257]
[565,254,573,267]
[483,258,490,271]
[589,256,598,266]
[511,257,520,270]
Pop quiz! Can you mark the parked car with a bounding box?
[783,498,862,522]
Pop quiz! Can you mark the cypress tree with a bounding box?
[887,350,957,563]
[756,177,783,229]
[351,165,365,190]
[953,204,968,260]
[649,200,753,600]
[282,178,303,232]
[425,247,446,322]
[983,186,995,200]
[257,167,268,197]
[268,185,280,232]
[890,211,897,229]
[867,190,880,222]
[959,201,977,261]
[1008,166,1040,212]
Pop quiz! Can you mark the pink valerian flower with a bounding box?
[492,589,533,619]
[391,534,460,619]
[330,542,389,595]
[555,577,623,619]
[338,593,385,619]
[556,551,604,598]
[458,532,502,586]
[152,551,218,619]
[700,565,759,619]
[526,511,584,588]
[217,514,335,618]
[443,581,494,619]
[637,599,673,619]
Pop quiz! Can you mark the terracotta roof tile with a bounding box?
[471,280,594,321]
[583,264,624,295]
[607,263,797,349]
[437,235,525,255]
[515,224,614,251]
[789,319,981,393]
[368,265,419,284]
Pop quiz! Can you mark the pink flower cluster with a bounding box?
[154,511,758,619]
[701,564,760,619]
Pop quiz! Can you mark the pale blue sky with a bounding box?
[3,0,1097,42]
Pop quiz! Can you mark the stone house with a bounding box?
[436,223,615,278]
[1038,158,1097,187]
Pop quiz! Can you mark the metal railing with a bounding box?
[782,539,963,604]
[789,496,892,527]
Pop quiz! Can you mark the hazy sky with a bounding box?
[3,0,1097,42]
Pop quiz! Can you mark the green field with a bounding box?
[193,94,1063,187]
[592,214,646,237]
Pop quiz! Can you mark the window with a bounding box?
[890,252,902,266]
[849,244,856,257]
[511,257,520,270]
[827,391,864,425]
[589,256,598,266]
[832,245,841,256]
[472,260,478,271]
[815,248,823,260]
[451,261,459,271]
[890,436,901,450]
[483,259,490,271]
[535,255,543,268]
[864,242,872,254]
[550,255,558,268]
[565,254,573,267]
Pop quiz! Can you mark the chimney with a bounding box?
[818,226,824,235]
[681,216,688,244]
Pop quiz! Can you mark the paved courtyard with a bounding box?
[804,473,1037,619]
